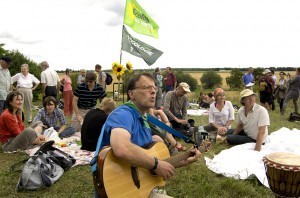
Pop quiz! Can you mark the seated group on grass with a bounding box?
[0,71,270,155]
[201,87,270,152]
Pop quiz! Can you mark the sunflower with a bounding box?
[113,64,125,77]
[112,61,119,70]
[126,61,133,73]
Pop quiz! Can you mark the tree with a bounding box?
[0,44,42,101]
[226,69,243,89]
[174,71,198,91]
[200,71,222,89]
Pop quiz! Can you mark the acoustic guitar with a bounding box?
[93,141,208,198]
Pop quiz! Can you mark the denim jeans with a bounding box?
[54,126,76,138]
[0,100,6,114]
[42,126,76,139]
[226,130,256,145]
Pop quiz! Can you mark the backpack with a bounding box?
[14,151,64,191]
[288,112,300,122]
[105,72,113,85]
[259,81,267,91]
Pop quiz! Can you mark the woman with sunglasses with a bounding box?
[0,91,45,152]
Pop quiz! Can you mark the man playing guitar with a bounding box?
[94,73,201,197]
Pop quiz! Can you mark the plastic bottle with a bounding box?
[195,126,204,146]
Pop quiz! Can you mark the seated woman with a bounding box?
[33,96,75,138]
[81,98,116,151]
[148,108,187,154]
[203,88,235,140]
[198,92,209,108]
[0,91,45,152]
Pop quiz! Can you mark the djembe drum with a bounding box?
[263,152,300,197]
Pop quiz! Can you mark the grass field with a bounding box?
[0,80,299,197]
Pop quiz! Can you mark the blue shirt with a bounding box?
[242,73,254,85]
[100,105,152,150]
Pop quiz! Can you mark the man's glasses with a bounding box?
[134,85,158,92]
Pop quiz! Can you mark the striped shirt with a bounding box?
[74,83,106,109]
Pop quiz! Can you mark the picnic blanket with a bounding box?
[187,109,209,116]
[204,127,300,188]
[26,133,94,167]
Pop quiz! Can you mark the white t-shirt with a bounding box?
[41,68,59,86]
[209,101,235,128]
[237,103,270,141]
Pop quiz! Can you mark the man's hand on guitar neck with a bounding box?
[154,146,201,180]
[176,146,201,167]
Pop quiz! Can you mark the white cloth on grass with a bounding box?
[205,127,300,188]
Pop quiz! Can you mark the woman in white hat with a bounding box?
[226,89,270,151]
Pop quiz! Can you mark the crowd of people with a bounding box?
[0,55,299,197]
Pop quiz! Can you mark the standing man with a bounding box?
[71,72,106,132]
[163,82,191,137]
[0,56,12,114]
[153,67,163,109]
[95,64,107,90]
[242,67,254,90]
[164,67,177,92]
[226,89,270,151]
[77,69,86,85]
[93,73,200,197]
[258,69,275,110]
[40,61,60,100]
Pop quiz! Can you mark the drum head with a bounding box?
[265,152,300,167]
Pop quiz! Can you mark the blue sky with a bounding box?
[1,0,300,71]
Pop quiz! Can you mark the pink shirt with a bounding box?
[62,75,72,91]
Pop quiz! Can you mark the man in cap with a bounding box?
[258,69,275,110]
[163,82,191,137]
[40,61,60,101]
[0,56,12,114]
[226,89,270,151]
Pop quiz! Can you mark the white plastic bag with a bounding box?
[43,127,60,141]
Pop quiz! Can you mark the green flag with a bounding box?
[122,25,163,66]
[124,0,159,38]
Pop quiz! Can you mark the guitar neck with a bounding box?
[163,146,205,166]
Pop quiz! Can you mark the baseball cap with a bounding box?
[179,82,191,93]
[263,69,271,75]
[1,56,12,63]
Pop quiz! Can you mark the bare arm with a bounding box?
[42,83,47,96]
[58,125,67,134]
[32,82,40,91]
[233,123,244,135]
[101,75,106,88]
[72,96,82,122]
[254,125,267,151]
[110,128,175,180]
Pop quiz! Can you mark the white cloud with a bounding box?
[1,0,300,71]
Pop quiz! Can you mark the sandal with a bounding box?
[175,142,187,151]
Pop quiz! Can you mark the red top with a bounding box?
[164,73,176,86]
[0,109,25,144]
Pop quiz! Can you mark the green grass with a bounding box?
[0,93,299,197]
